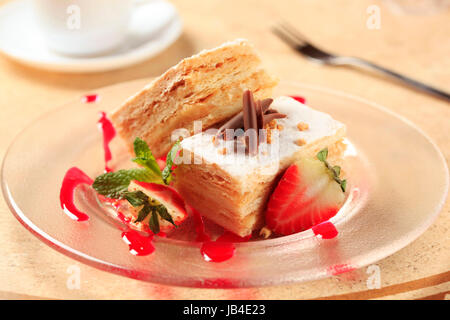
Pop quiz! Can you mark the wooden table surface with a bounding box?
[0,0,449,299]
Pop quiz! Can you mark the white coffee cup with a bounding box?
[32,0,147,56]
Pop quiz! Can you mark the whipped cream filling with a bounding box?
[179,96,345,177]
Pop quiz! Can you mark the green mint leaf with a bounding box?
[132,137,162,181]
[133,137,151,159]
[155,205,176,227]
[162,140,181,185]
[317,148,328,162]
[148,210,160,234]
[92,168,156,199]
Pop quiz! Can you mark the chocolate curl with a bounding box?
[255,100,264,130]
[263,113,286,126]
[260,98,274,112]
[243,90,258,155]
[214,90,286,156]
[219,113,243,140]
[216,98,274,139]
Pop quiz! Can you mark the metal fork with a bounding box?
[272,21,450,102]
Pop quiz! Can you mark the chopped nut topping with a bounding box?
[295,138,306,146]
[267,119,277,129]
[259,226,272,239]
[212,135,220,147]
[263,120,282,144]
[297,122,309,131]
[266,128,273,144]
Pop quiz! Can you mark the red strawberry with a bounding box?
[265,158,345,235]
[156,156,166,171]
[128,181,188,232]
[290,95,306,104]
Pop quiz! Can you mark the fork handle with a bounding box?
[334,57,450,102]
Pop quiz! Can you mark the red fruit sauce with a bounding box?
[59,167,93,221]
[290,95,306,104]
[121,230,155,256]
[97,111,116,172]
[200,278,234,288]
[312,221,338,239]
[201,231,251,263]
[188,205,251,262]
[82,94,99,103]
[328,263,355,276]
[187,205,210,242]
[201,241,236,263]
[116,211,131,224]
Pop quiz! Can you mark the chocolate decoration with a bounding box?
[243,90,258,155]
[256,100,264,130]
[216,98,274,138]
[243,90,258,132]
[263,112,286,126]
[260,98,273,112]
[216,90,286,155]
[220,113,243,140]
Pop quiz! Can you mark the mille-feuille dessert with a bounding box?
[110,39,347,237]
[175,93,346,237]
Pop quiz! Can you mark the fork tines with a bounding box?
[272,21,309,48]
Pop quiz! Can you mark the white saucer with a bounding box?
[0,0,182,73]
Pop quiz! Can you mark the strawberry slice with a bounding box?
[128,181,188,233]
[265,158,345,235]
[156,156,166,171]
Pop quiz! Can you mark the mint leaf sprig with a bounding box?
[317,148,347,193]
[92,137,178,234]
[132,137,162,179]
[92,168,155,199]
[162,140,181,185]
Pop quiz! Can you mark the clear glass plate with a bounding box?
[2,79,448,288]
